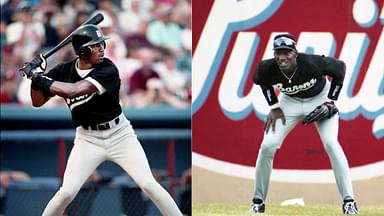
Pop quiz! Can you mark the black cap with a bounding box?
[273,34,297,51]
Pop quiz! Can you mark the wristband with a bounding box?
[32,74,54,93]
[328,82,343,100]
[270,103,280,109]
[261,86,278,106]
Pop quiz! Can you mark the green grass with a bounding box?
[193,203,384,216]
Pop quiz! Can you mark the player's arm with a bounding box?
[259,85,286,133]
[253,64,285,133]
[30,88,51,107]
[253,62,280,109]
[322,56,346,100]
[30,79,98,107]
[49,80,98,98]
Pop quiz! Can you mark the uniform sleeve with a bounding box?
[253,62,279,107]
[44,64,64,80]
[90,64,120,94]
[321,56,346,84]
[320,56,346,100]
[253,62,268,86]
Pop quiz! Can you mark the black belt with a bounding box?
[86,116,120,131]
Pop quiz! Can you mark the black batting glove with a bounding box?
[31,73,54,93]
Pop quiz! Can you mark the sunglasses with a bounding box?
[274,37,296,47]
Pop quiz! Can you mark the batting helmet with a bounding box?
[71,24,109,58]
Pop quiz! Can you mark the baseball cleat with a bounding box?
[250,199,265,214]
[343,199,358,214]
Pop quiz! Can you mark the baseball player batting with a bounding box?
[250,34,358,214]
[20,24,183,216]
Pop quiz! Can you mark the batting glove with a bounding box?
[19,54,47,78]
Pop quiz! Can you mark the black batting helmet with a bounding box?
[71,24,109,58]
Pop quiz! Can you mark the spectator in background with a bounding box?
[121,0,153,23]
[1,45,19,76]
[0,70,19,104]
[146,4,183,55]
[119,0,147,36]
[128,47,190,108]
[172,0,192,72]
[97,0,121,15]
[41,11,59,49]
[72,10,91,30]
[0,0,22,24]
[154,52,190,103]
[61,0,95,29]
[172,0,191,50]
[125,19,154,58]
[128,47,162,107]
[98,10,127,59]
[6,1,45,62]
[34,0,60,15]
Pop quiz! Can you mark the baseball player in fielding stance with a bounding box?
[20,24,183,216]
[250,34,358,214]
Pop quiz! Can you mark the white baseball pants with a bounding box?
[254,82,354,202]
[42,113,182,216]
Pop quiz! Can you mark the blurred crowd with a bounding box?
[1,0,191,108]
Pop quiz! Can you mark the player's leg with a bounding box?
[253,95,302,203]
[42,131,106,216]
[108,118,182,216]
[305,82,355,201]
[253,116,298,202]
[315,116,355,201]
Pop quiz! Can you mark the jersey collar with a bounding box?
[75,59,94,78]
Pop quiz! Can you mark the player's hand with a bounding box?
[19,54,47,78]
[264,107,286,134]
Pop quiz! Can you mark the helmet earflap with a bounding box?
[78,46,91,58]
[78,40,106,58]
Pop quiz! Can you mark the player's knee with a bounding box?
[140,180,160,197]
[260,142,278,157]
[323,140,341,155]
[55,189,76,205]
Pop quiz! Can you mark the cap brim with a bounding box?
[82,36,110,47]
[273,46,296,51]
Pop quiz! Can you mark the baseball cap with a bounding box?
[16,1,33,12]
[273,34,297,51]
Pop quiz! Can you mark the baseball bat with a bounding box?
[19,12,104,75]
[44,12,104,58]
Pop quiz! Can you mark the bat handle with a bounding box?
[18,54,45,77]
[18,63,32,77]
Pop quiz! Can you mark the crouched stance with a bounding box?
[250,34,357,214]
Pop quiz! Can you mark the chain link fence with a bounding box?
[2,181,190,216]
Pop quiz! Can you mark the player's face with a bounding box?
[88,42,106,64]
[274,49,297,73]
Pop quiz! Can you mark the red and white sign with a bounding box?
[192,0,384,182]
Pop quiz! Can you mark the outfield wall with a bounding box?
[192,0,384,204]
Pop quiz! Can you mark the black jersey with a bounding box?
[46,58,122,127]
[254,53,345,99]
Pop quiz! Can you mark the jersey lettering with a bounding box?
[66,93,96,110]
[275,78,317,95]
